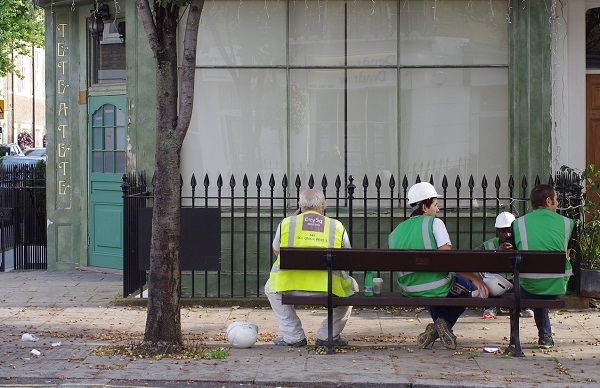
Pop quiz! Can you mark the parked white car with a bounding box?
[0,143,25,157]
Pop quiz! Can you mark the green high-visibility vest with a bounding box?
[513,209,574,295]
[483,237,500,250]
[388,216,454,297]
[268,211,354,297]
[482,237,511,278]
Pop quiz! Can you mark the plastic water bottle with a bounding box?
[364,271,374,297]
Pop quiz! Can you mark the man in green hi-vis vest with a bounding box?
[476,212,534,319]
[389,182,489,350]
[265,189,358,348]
[512,184,574,349]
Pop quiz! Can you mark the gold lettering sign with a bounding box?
[57,143,69,158]
[57,124,67,139]
[57,42,66,57]
[57,61,67,75]
[57,79,68,94]
[58,102,68,116]
[57,23,67,38]
[58,181,70,195]
[55,16,71,199]
[58,161,69,176]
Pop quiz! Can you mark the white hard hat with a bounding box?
[495,212,515,228]
[226,322,258,348]
[482,273,514,297]
[407,182,439,206]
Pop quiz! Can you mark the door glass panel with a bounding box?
[116,107,126,126]
[104,127,115,150]
[104,152,114,172]
[91,103,126,174]
[116,127,126,149]
[116,152,126,173]
[104,105,115,126]
[93,111,103,126]
[93,151,103,172]
[93,127,103,149]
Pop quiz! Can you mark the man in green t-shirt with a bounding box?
[512,184,574,349]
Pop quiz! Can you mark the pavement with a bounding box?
[1,269,600,388]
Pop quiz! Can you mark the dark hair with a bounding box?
[410,197,435,217]
[530,184,556,209]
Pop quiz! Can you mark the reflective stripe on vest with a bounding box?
[516,215,571,251]
[484,239,498,250]
[396,273,453,293]
[422,217,433,249]
[515,209,573,286]
[388,216,435,250]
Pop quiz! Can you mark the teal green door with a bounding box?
[88,95,127,269]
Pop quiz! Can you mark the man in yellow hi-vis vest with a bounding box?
[265,189,357,347]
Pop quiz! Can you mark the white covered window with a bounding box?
[182,0,509,192]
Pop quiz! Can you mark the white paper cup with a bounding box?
[373,278,383,295]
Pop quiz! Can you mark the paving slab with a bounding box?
[1,269,600,387]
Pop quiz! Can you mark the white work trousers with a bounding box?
[264,279,353,343]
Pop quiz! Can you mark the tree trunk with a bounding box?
[136,0,204,353]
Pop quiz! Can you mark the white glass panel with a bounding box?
[399,68,508,187]
[93,152,103,173]
[104,105,115,126]
[104,152,114,172]
[196,0,286,66]
[399,0,508,66]
[93,110,103,126]
[116,127,126,150]
[182,68,287,194]
[288,69,344,185]
[289,1,345,66]
[347,68,398,187]
[104,127,114,150]
[347,1,397,66]
[116,152,126,173]
[93,127,103,149]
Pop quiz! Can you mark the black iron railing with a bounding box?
[122,170,583,299]
[0,163,47,271]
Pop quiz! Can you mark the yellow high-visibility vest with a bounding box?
[268,211,354,297]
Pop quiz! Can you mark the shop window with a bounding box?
[90,21,126,84]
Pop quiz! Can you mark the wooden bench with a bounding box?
[279,247,567,356]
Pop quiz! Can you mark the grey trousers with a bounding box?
[264,278,354,343]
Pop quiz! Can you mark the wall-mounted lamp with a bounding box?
[117,21,126,44]
[88,3,110,42]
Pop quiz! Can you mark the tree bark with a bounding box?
[136,0,204,353]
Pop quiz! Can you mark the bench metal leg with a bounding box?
[506,252,524,357]
[506,309,524,357]
[326,251,334,355]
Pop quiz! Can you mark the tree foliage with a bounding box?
[0,0,44,77]
[135,0,204,353]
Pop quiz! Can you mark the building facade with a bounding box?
[0,47,46,147]
[37,0,595,270]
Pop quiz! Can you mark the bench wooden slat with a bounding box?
[281,293,565,309]
[277,247,568,357]
[278,248,566,274]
